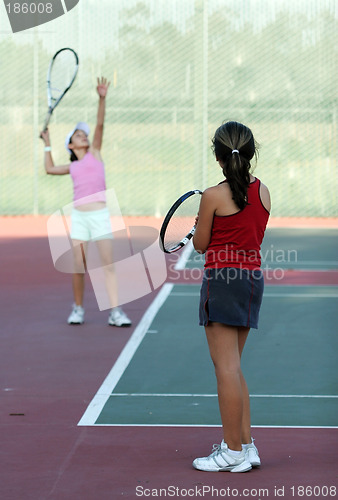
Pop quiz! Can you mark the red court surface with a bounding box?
[1,216,337,500]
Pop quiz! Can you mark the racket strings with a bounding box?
[43,48,78,131]
[50,88,63,100]
[49,51,77,100]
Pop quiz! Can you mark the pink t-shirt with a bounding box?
[69,151,106,206]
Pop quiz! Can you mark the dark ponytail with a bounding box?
[68,137,78,162]
[222,151,251,210]
[212,121,257,210]
[70,151,78,162]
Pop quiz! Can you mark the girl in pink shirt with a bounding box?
[40,77,131,328]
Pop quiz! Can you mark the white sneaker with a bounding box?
[244,438,261,467]
[193,441,252,473]
[108,307,131,327]
[67,304,84,324]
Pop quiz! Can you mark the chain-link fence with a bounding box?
[0,0,336,216]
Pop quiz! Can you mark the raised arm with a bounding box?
[40,129,70,175]
[91,76,111,151]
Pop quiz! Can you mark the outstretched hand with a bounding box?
[96,76,110,98]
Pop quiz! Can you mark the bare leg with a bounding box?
[205,322,250,451]
[95,239,119,308]
[71,240,87,306]
[238,327,251,444]
[72,274,85,305]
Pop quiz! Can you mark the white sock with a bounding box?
[228,448,242,457]
[242,443,251,450]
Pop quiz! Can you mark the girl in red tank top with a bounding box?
[192,121,271,473]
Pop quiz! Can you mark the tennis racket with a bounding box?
[159,190,202,253]
[42,48,79,131]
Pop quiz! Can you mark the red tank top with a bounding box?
[205,178,269,270]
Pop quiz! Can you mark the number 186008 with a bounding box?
[6,3,53,14]
[290,486,336,497]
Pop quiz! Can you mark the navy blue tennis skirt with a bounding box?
[199,267,264,329]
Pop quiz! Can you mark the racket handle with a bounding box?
[42,109,53,133]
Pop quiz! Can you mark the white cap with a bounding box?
[65,122,90,154]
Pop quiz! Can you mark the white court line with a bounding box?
[110,393,337,399]
[185,260,338,266]
[174,240,194,270]
[90,424,338,429]
[170,292,338,298]
[263,261,338,266]
[78,283,174,426]
[185,261,338,270]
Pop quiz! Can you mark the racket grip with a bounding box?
[42,109,52,132]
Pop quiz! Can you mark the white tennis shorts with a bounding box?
[70,207,113,241]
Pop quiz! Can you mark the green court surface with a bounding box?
[185,228,338,270]
[87,283,337,427]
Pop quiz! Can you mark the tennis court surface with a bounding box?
[1,217,337,499]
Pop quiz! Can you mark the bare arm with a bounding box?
[91,77,111,152]
[193,189,216,254]
[260,182,271,213]
[40,129,70,175]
